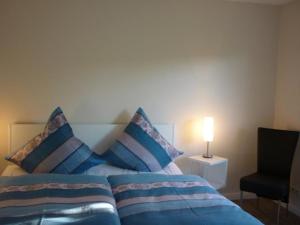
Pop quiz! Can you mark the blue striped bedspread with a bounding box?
[0,174,121,225]
[108,174,264,225]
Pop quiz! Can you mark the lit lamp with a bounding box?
[203,117,214,158]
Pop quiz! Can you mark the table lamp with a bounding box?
[203,117,214,158]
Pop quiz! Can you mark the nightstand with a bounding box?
[176,155,228,190]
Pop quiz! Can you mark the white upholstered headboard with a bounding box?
[10,123,175,155]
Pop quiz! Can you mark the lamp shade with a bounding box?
[203,117,214,142]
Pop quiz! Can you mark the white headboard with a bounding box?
[10,123,175,154]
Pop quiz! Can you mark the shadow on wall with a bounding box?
[92,110,132,154]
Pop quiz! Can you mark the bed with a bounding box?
[0,123,263,225]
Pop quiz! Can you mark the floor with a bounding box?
[234,199,300,225]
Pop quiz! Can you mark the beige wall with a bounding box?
[274,0,300,214]
[0,0,280,195]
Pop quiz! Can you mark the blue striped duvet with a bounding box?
[0,174,120,225]
[108,174,263,225]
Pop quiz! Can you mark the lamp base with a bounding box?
[202,153,213,158]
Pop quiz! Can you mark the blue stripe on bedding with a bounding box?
[21,123,73,172]
[118,199,235,218]
[1,212,120,225]
[0,188,111,201]
[125,123,171,167]
[123,205,262,225]
[51,144,93,173]
[0,203,102,217]
[109,174,203,185]
[0,203,85,217]
[108,174,263,225]
[72,152,106,174]
[0,174,108,185]
[114,186,216,201]
[101,149,134,170]
[110,140,150,171]
[0,174,120,225]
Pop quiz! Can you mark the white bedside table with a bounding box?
[176,155,228,190]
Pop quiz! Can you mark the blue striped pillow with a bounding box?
[6,107,104,174]
[101,108,182,172]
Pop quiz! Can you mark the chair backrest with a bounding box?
[257,127,299,178]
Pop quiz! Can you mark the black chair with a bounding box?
[240,127,299,224]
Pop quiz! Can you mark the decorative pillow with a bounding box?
[6,107,104,174]
[101,107,182,172]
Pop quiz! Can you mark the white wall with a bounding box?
[0,0,280,195]
[274,0,300,215]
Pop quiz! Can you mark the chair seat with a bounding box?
[240,173,290,202]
